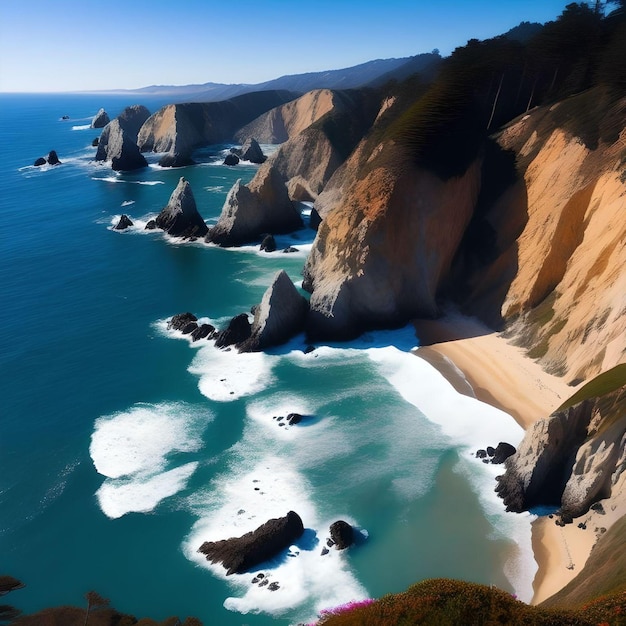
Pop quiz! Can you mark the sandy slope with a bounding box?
[413,314,591,604]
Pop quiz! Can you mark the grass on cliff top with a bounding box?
[315,578,626,625]
[557,364,626,412]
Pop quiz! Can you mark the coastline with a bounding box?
[412,314,589,604]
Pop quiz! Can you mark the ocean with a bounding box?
[0,93,535,625]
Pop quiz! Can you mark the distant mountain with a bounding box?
[112,56,439,102]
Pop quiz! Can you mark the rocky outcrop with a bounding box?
[116,105,151,140]
[223,153,239,166]
[155,177,208,238]
[114,214,133,230]
[303,142,482,340]
[207,166,302,246]
[329,520,354,549]
[213,313,252,348]
[496,369,626,520]
[238,270,308,352]
[34,150,61,167]
[137,90,295,167]
[168,312,198,332]
[91,108,110,128]
[234,89,339,144]
[95,119,148,171]
[239,138,266,163]
[198,510,304,575]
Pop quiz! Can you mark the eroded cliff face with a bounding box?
[234,89,338,144]
[460,95,626,382]
[303,141,482,339]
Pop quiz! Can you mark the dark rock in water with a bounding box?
[47,150,61,165]
[260,234,276,252]
[286,413,302,425]
[240,138,266,164]
[145,220,157,230]
[181,321,198,335]
[191,323,215,341]
[268,582,280,591]
[34,157,46,167]
[91,108,110,128]
[168,312,198,332]
[491,442,516,464]
[321,547,329,556]
[198,510,305,575]
[304,345,315,354]
[224,153,240,166]
[61,115,70,120]
[214,313,252,348]
[258,578,269,587]
[92,137,99,147]
[95,119,148,172]
[476,449,487,459]
[329,520,354,550]
[309,208,322,231]
[486,446,496,457]
[238,270,308,353]
[114,214,134,230]
[155,177,208,238]
[282,246,299,253]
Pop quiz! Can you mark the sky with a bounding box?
[0,0,577,93]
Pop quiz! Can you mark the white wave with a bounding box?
[72,123,91,130]
[97,462,198,519]
[183,457,367,620]
[92,176,164,185]
[204,185,225,192]
[121,200,135,207]
[188,344,275,402]
[368,345,535,602]
[90,402,210,478]
[90,402,211,519]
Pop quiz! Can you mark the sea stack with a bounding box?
[155,177,209,238]
[91,108,110,128]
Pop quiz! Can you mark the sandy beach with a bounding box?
[412,314,592,604]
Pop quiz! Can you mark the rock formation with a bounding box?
[168,312,198,332]
[155,177,208,238]
[91,108,110,128]
[496,368,626,521]
[116,105,151,140]
[207,166,302,246]
[223,153,239,166]
[137,90,296,167]
[114,214,133,231]
[329,520,354,549]
[239,137,266,163]
[34,151,61,166]
[213,313,252,348]
[238,270,308,352]
[95,119,148,172]
[198,510,304,575]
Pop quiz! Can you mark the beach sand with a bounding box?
[412,314,590,604]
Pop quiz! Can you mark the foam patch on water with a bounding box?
[92,176,164,185]
[72,124,91,130]
[90,402,211,519]
[184,456,367,620]
[121,200,135,207]
[368,345,536,601]
[97,462,198,519]
[189,344,276,402]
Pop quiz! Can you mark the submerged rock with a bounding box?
[155,177,208,238]
[198,510,304,575]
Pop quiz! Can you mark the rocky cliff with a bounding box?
[137,90,296,166]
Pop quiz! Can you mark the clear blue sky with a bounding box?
[0,0,576,92]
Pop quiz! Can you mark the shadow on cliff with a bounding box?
[439,138,529,334]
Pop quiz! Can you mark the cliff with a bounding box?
[137,90,296,166]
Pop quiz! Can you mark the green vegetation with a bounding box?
[316,579,626,625]
[557,364,626,412]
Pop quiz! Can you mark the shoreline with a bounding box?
[412,315,588,604]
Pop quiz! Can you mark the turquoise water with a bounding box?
[0,94,534,624]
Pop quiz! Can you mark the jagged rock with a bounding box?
[155,177,208,238]
[237,270,308,352]
[476,449,487,459]
[95,119,148,172]
[224,153,240,166]
[168,312,198,332]
[214,313,252,348]
[145,220,157,230]
[240,138,266,164]
[207,166,302,247]
[191,323,215,341]
[198,510,304,575]
[486,446,496,457]
[286,413,302,425]
[282,246,299,253]
[268,582,280,591]
[114,214,134,230]
[34,157,46,167]
[47,150,61,165]
[91,108,110,128]
[492,442,517,464]
[117,105,151,140]
[329,520,354,550]
[260,234,276,252]
[181,321,198,334]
